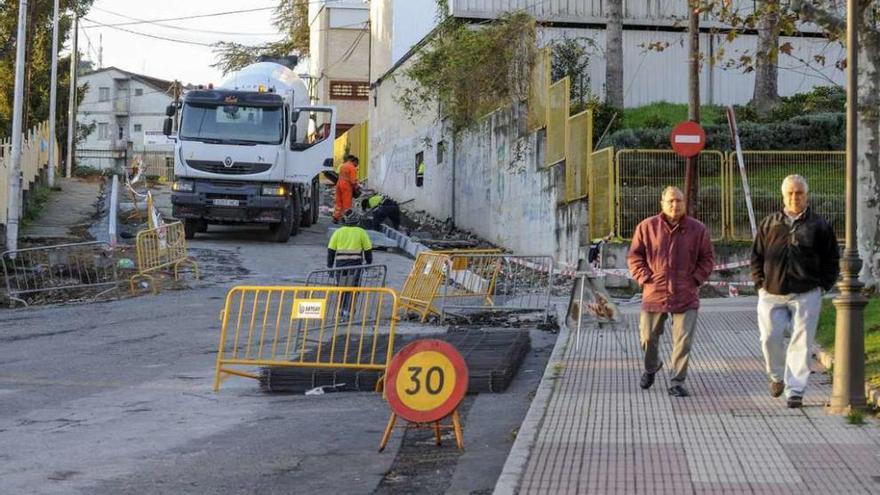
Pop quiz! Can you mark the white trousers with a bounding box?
[756,287,822,398]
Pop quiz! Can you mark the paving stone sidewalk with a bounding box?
[514,298,880,494]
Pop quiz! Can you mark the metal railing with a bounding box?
[437,254,555,322]
[2,241,119,306]
[130,221,199,294]
[213,285,399,391]
[306,264,387,288]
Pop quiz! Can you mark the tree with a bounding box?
[212,0,309,75]
[0,0,94,159]
[605,0,624,109]
[752,0,782,116]
[551,37,596,107]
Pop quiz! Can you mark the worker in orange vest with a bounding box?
[333,154,361,223]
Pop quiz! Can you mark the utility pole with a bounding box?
[829,0,867,413]
[7,0,28,253]
[66,16,78,178]
[172,80,181,133]
[683,0,701,216]
[47,0,60,188]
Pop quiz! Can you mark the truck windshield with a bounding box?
[179,103,283,145]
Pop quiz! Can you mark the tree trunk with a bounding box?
[753,0,780,117]
[857,11,880,288]
[605,0,624,108]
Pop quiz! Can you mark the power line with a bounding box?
[80,6,277,29]
[89,6,280,36]
[82,18,216,47]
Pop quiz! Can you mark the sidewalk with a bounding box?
[21,177,101,241]
[502,297,880,494]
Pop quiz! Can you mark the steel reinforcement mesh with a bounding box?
[258,327,532,394]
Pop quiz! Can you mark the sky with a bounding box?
[78,1,284,86]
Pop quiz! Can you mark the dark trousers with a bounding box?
[334,259,364,314]
[371,203,401,231]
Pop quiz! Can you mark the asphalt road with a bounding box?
[0,217,554,494]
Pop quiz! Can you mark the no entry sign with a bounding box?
[670,121,706,158]
[385,339,468,423]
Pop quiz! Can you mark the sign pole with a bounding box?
[726,106,757,238]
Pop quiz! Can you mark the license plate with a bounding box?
[213,198,239,207]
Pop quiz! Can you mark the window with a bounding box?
[118,126,124,139]
[329,81,370,100]
[134,124,142,132]
[99,87,110,102]
[415,151,425,188]
[437,141,446,164]
[134,88,143,96]
[98,123,109,140]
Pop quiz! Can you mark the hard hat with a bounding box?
[341,209,361,226]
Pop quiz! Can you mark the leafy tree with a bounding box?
[212,0,309,75]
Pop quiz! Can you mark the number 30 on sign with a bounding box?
[380,339,468,452]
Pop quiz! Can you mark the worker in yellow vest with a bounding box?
[361,193,401,231]
[327,209,373,316]
[416,160,425,187]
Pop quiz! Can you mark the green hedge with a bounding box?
[608,113,844,151]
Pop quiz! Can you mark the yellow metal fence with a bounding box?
[589,147,615,240]
[527,47,551,132]
[130,221,199,294]
[565,110,592,202]
[213,285,399,391]
[545,77,569,168]
[612,149,845,241]
[333,120,369,181]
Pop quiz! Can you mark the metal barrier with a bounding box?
[130,221,199,294]
[565,109,592,202]
[615,149,727,240]
[2,241,119,306]
[306,264,387,288]
[399,251,449,322]
[527,47,551,132]
[545,77,569,168]
[213,285,399,391]
[589,147,615,239]
[727,151,844,240]
[437,254,554,322]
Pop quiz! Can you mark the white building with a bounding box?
[75,67,175,170]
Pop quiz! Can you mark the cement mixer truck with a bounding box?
[163,61,336,242]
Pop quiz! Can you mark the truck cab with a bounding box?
[166,62,335,242]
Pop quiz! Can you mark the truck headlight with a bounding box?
[172,180,194,192]
[261,184,287,196]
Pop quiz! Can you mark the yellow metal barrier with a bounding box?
[130,221,199,294]
[565,109,593,202]
[527,47,551,132]
[726,150,844,240]
[615,149,726,240]
[545,77,570,168]
[333,120,370,181]
[589,147,615,240]
[399,249,503,322]
[213,285,399,391]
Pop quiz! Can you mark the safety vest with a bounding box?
[328,226,373,262]
[367,194,385,209]
[417,161,426,175]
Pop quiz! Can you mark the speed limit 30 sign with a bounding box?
[385,339,469,424]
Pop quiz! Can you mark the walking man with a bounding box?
[327,209,373,317]
[627,186,715,397]
[333,155,361,223]
[751,175,839,408]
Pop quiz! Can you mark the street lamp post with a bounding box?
[829,0,868,413]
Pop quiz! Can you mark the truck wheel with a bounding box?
[300,184,313,228]
[183,219,199,240]
[291,191,302,236]
[311,179,320,224]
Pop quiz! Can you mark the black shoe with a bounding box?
[769,380,784,398]
[668,385,689,397]
[787,395,803,408]
[639,363,662,390]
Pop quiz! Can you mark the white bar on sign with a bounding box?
[674,134,702,144]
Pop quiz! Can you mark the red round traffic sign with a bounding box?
[385,339,468,423]
[670,120,706,158]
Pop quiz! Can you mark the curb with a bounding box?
[813,345,880,407]
[492,303,573,495]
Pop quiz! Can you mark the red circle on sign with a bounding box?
[670,120,706,158]
[385,339,468,423]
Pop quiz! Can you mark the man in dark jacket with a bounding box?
[627,186,715,397]
[751,174,839,408]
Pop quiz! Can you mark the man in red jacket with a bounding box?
[627,186,715,397]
